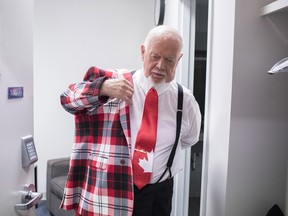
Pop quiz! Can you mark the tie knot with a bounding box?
[146,88,158,107]
[147,87,158,98]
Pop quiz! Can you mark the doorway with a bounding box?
[188,0,208,215]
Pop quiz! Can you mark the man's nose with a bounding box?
[157,59,166,70]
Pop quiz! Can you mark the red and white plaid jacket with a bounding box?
[60,67,134,216]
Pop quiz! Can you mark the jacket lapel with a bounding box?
[119,104,131,152]
[118,72,133,155]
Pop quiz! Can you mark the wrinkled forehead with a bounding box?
[146,35,182,57]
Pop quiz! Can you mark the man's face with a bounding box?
[141,37,183,84]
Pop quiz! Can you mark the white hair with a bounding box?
[143,25,183,50]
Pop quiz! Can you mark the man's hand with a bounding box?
[100,78,134,104]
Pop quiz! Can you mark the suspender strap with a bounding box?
[157,83,183,183]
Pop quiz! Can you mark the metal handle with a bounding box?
[14,184,43,210]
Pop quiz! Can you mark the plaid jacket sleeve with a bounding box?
[60,67,113,114]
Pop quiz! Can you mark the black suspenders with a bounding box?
[157,83,183,183]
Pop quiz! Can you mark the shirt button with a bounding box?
[120,159,126,165]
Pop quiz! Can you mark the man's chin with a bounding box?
[148,75,166,85]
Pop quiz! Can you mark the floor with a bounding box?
[36,200,51,216]
[188,197,200,216]
[37,198,201,216]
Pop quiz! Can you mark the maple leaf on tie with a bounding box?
[138,151,153,173]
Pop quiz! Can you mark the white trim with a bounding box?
[199,0,213,215]
[260,0,288,16]
[188,0,196,91]
[171,1,191,215]
[172,0,196,215]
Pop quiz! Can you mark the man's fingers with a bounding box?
[100,78,134,103]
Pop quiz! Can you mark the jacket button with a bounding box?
[120,159,125,165]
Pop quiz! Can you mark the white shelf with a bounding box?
[260,0,288,16]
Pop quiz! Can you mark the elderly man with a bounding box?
[60,25,201,216]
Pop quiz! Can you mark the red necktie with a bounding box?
[132,87,158,189]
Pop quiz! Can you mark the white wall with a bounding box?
[204,0,288,215]
[34,0,155,195]
[0,0,34,215]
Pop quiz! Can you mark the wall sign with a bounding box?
[8,87,24,99]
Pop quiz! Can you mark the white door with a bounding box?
[0,0,39,215]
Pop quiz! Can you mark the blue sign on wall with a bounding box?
[8,87,24,99]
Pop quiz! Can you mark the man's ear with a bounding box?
[178,53,183,61]
[141,44,145,61]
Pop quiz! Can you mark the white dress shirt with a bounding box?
[130,69,201,183]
